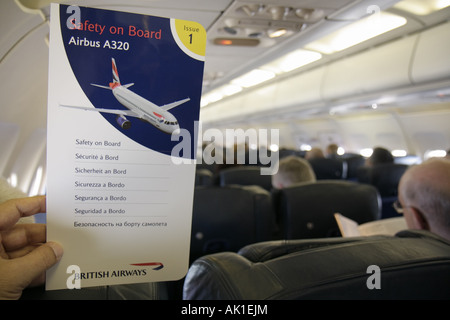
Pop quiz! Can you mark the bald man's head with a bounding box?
[398,158,450,240]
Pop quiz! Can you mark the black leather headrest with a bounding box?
[183,230,450,300]
[218,166,273,190]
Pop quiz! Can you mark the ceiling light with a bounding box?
[221,84,242,96]
[394,0,450,15]
[300,144,312,151]
[305,12,407,54]
[269,144,279,152]
[424,149,447,159]
[268,28,288,38]
[263,49,322,73]
[201,91,223,107]
[392,149,407,157]
[231,69,275,88]
[360,148,373,157]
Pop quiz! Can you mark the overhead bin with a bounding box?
[321,34,417,100]
[201,20,450,124]
[410,21,450,83]
[274,68,325,109]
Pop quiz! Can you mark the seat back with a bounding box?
[342,154,365,180]
[357,163,408,219]
[195,168,213,186]
[276,180,381,239]
[367,163,409,196]
[183,230,450,300]
[218,166,273,191]
[190,185,275,264]
[308,158,347,179]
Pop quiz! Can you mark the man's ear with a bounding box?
[410,207,430,231]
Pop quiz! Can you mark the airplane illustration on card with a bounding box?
[61,58,189,134]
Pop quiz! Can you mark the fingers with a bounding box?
[2,223,46,253]
[0,196,46,231]
[13,242,63,288]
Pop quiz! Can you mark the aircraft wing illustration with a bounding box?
[60,104,142,118]
[160,98,190,111]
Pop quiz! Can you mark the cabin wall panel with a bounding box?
[332,113,406,153]
[397,108,450,157]
[0,122,20,177]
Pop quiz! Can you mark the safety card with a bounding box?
[46,4,206,290]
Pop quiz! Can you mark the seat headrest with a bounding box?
[308,158,346,179]
[190,185,275,263]
[276,180,381,239]
[183,230,450,300]
[218,166,273,190]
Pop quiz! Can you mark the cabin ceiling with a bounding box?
[0,0,391,149]
[1,0,449,174]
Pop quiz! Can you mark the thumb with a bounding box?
[12,242,63,289]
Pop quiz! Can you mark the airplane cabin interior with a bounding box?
[0,0,449,301]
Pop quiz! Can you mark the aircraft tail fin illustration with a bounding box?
[112,58,120,84]
[91,58,133,90]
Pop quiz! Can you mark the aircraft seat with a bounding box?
[190,185,276,264]
[183,230,450,299]
[342,154,366,180]
[218,166,273,191]
[307,158,347,179]
[274,180,381,239]
[357,163,409,197]
[357,163,409,219]
[195,168,213,186]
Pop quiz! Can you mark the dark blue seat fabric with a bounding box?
[190,185,275,264]
[357,163,409,219]
[357,163,408,197]
[274,180,381,239]
[308,158,346,179]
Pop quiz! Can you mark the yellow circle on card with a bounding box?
[173,19,206,57]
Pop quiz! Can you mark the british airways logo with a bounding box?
[66,262,164,289]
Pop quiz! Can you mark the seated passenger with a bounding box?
[397,157,450,241]
[304,147,325,160]
[357,146,395,184]
[366,146,394,167]
[325,143,339,159]
[271,155,316,189]
[184,159,450,300]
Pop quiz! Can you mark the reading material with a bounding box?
[334,213,407,237]
[46,4,206,290]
